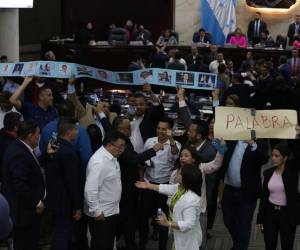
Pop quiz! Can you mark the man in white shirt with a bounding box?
[209,52,225,74]
[139,117,181,250]
[84,131,126,250]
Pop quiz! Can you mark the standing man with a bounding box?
[130,84,164,153]
[9,76,57,129]
[247,12,267,46]
[2,120,46,250]
[287,14,300,45]
[45,118,82,250]
[113,116,164,250]
[287,48,300,82]
[209,52,226,74]
[84,131,126,250]
[221,140,268,250]
[0,112,22,186]
[139,118,181,250]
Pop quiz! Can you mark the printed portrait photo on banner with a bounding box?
[198,74,216,88]
[116,72,133,83]
[76,65,95,77]
[0,64,12,75]
[158,70,172,84]
[39,62,55,76]
[176,72,194,86]
[58,63,72,76]
[12,63,24,75]
[25,62,37,76]
[97,70,112,81]
[139,70,153,83]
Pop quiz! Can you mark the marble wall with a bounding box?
[175,0,300,44]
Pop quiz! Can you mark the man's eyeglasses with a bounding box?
[111,143,126,151]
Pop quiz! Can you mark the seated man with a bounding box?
[192,28,212,44]
[259,30,275,48]
[132,25,152,43]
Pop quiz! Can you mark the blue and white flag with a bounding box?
[201,0,237,45]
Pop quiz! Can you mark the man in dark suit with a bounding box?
[0,193,12,240]
[45,118,82,250]
[114,116,163,250]
[287,48,300,82]
[0,112,22,184]
[221,139,268,250]
[185,46,199,68]
[192,28,212,44]
[130,84,164,154]
[132,25,152,43]
[287,15,300,45]
[2,120,46,250]
[247,12,267,45]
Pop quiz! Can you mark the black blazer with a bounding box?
[287,23,300,45]
[0,129,15,182]
[44,138,82,216]
[139,103,164,143]
[257,161,300,226]
[118,138,156,184]
[222,140,269,200]
[247,20,267,42]
[1,140,45,227]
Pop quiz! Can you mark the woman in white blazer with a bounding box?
[135,165,203,250]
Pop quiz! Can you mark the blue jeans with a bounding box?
[222,186,257,250]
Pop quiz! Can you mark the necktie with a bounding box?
[256,21,260,37]
[293,58,298,76]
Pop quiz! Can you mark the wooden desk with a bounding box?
[41,41,291,71]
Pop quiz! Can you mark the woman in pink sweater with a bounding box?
[229,28,247,48]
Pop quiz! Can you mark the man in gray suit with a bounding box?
[177,88,217,250]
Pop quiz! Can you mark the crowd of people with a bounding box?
[2,17,300,250]
[77,13,300,50]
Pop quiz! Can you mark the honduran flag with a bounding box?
[201,0,237,45]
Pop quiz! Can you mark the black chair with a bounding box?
[108,28,128,45]
[171,30,179,43]
[226,32,235,43]
[275,35,287,49]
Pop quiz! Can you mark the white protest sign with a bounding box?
[214,107,298,140]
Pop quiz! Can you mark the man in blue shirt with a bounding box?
[39,99,92,170]
[9,76,58,129]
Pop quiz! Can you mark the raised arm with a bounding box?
[9,76,33,110]
[200,138,227,174]
[177,88,192,129]
[67,78,87,121]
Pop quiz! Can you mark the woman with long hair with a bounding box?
[135,140,227,250]
[256,141,300,250]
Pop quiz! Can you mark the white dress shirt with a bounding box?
[224,141,257,187]
[144,137,181,183]
[84,146,122,217]
[130,116,144,153]
[209,60,225,74]
[94,112,106,139]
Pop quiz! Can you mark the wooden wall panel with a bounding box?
[62,0,174,42]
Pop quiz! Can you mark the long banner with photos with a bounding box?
[0,61,217,90]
